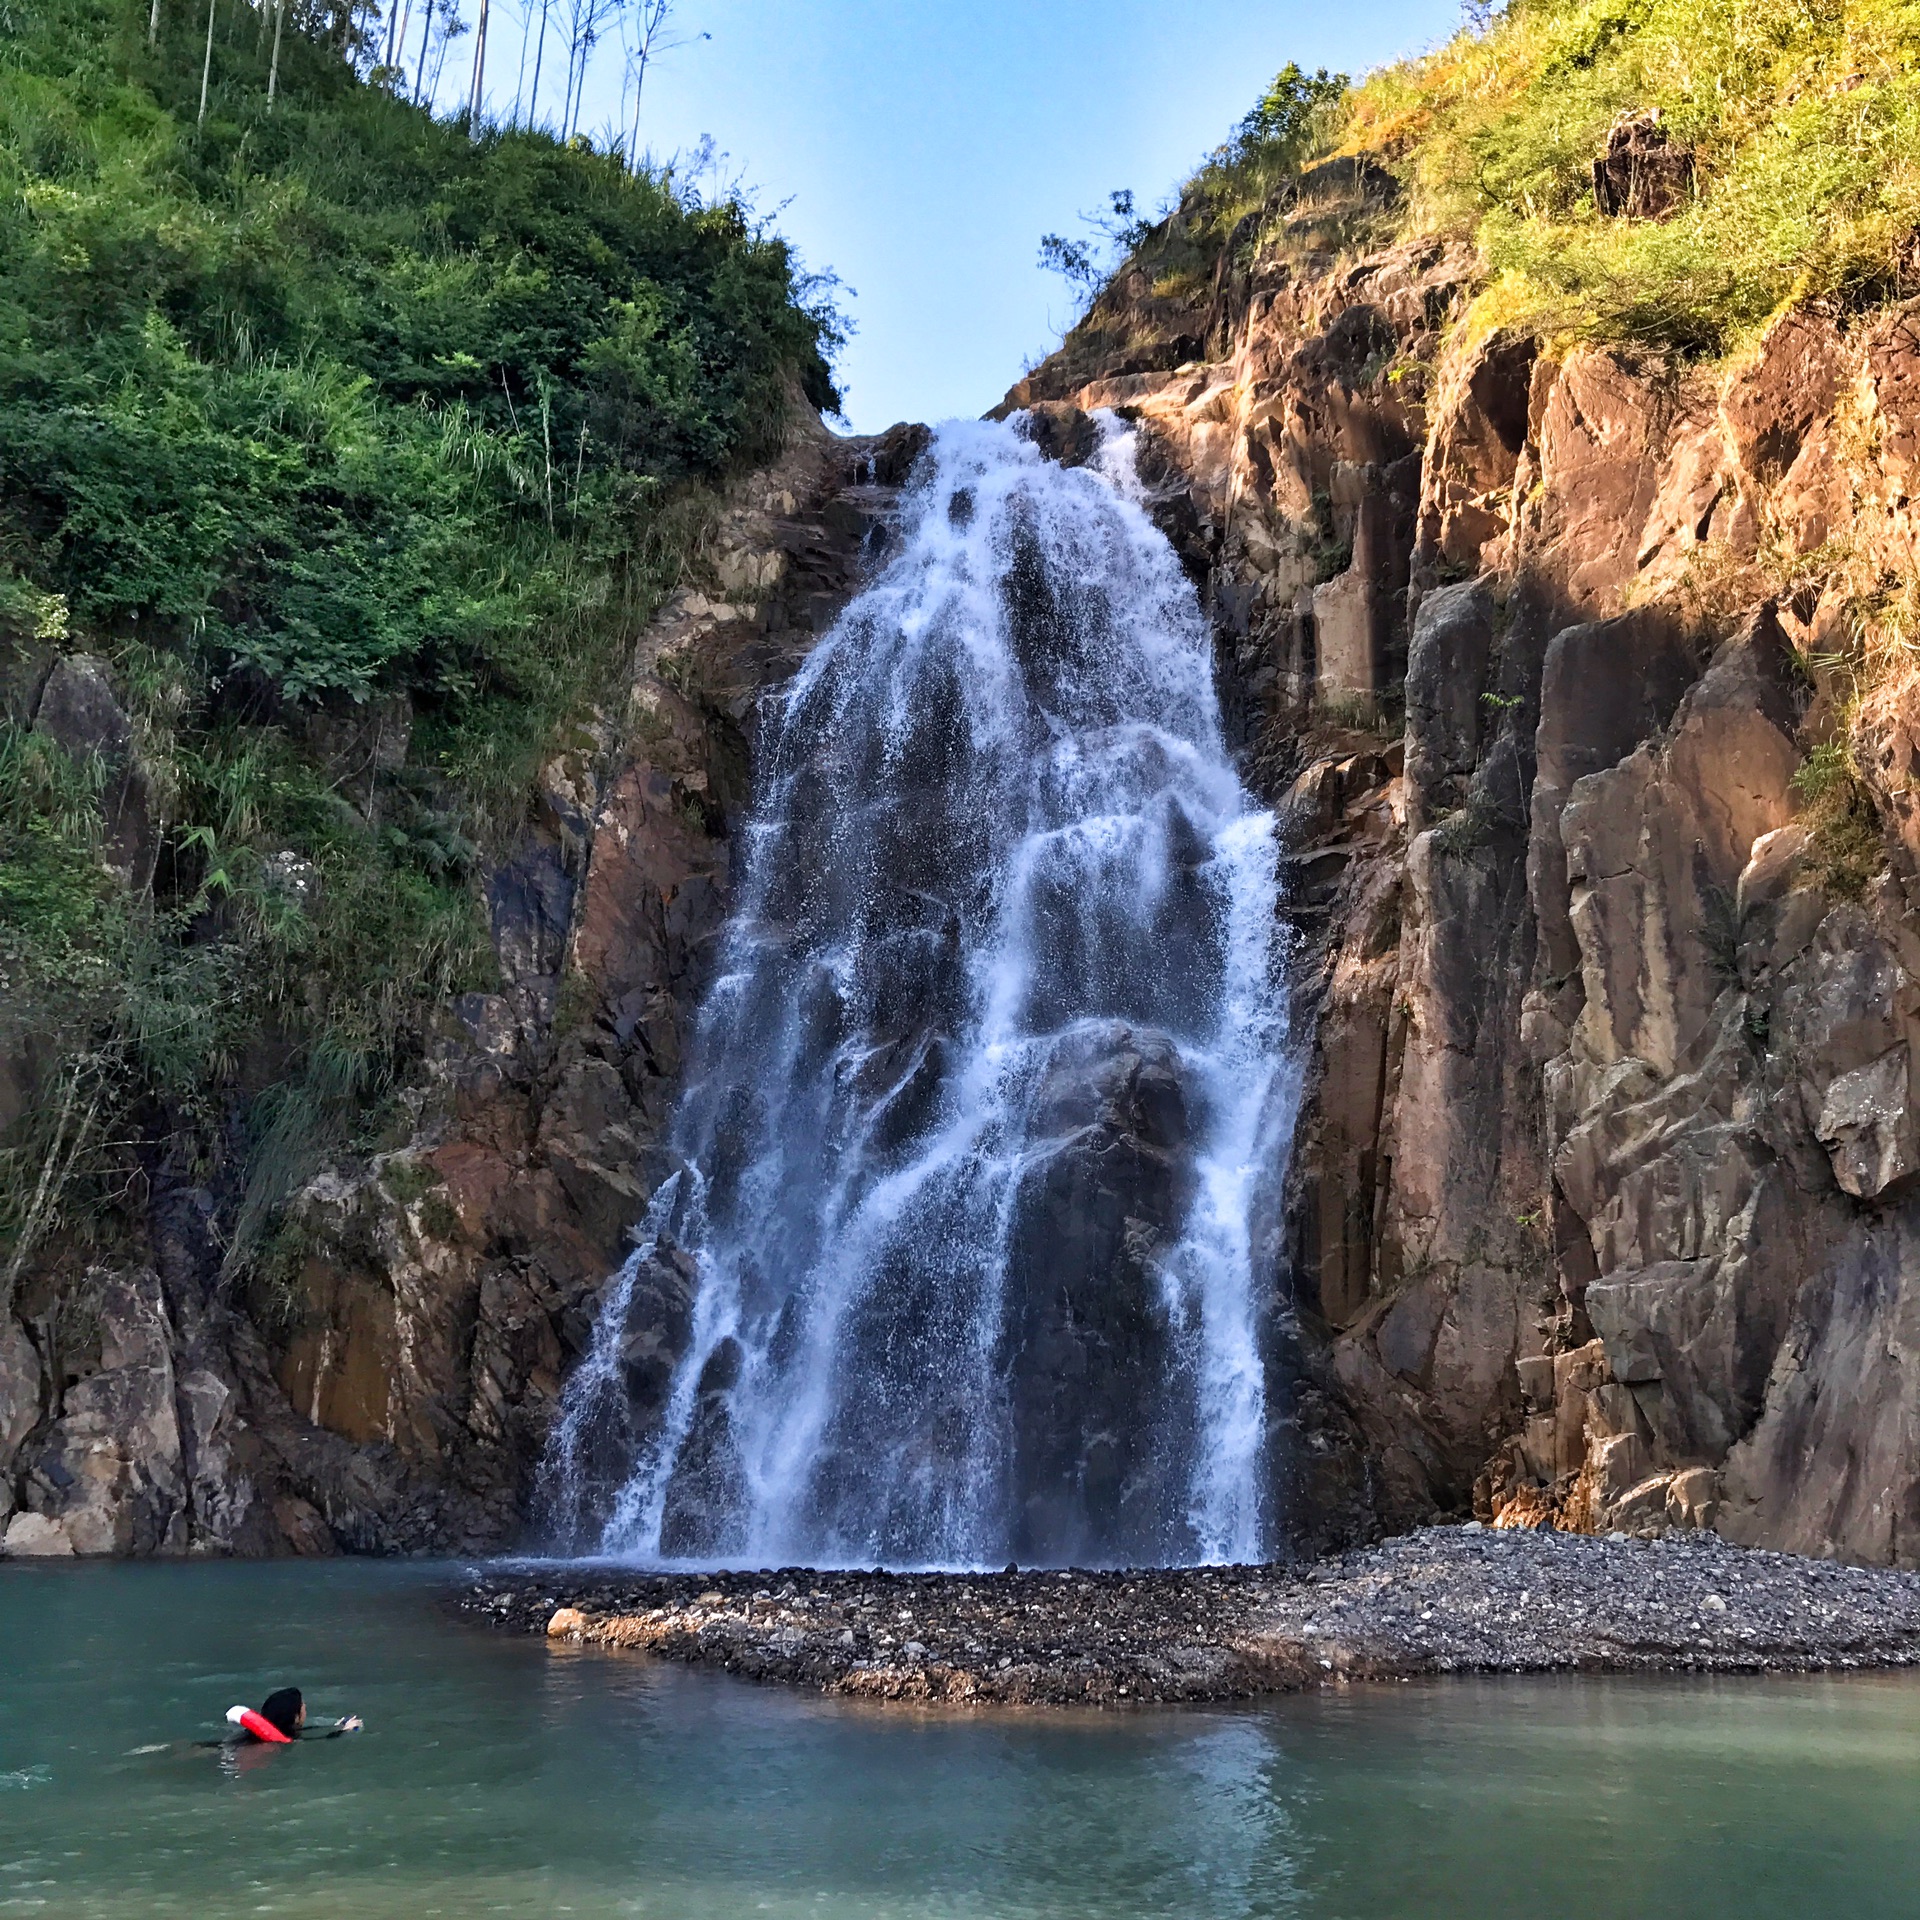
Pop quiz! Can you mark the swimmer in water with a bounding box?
[222,1688,363,1744]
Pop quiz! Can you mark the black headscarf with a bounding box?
[259,1688,304,1737]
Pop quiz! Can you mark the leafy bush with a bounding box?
[1232,63,1349,176]
[0,0,841,1283]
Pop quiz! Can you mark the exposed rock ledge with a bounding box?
[460,1526,1920,1708]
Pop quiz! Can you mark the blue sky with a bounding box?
[491,2,1468,431]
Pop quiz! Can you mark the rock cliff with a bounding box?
[1003,158,1920,1563]
[15,155,1920,1568]
[0,416,925,1556]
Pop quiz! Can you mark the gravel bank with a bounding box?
[458,1525,1920,1707]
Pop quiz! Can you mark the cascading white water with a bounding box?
[541,414,1299,1569]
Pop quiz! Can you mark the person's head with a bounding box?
[259,1688,305,1737]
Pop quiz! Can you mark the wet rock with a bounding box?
[1003,1028,1193,1565]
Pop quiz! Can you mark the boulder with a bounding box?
[1666,1466,1720,1530]
[31,654,157,891]
[1721,1216,1920,1564]
[24,1271,186,1555]
[1,1511,73,1556]
[1816,1048,1918,1199]
[1591,112,1694,221]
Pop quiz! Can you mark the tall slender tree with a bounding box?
[412,0,433,99]
[623,0,704,163]
[425,3,466,101]
[467,0,489,120]
[525,0,551,128]
[509,0,534,120]
[197,0,218,123]
[267,0,286,104]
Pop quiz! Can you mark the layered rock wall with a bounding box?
[1009,164,1920,1563]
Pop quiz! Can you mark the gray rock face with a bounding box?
[31,654,158,892]
[20,1272,185,1555]
[1403,578,1494,829]
[0,1317,40,1508]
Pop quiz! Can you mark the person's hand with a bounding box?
[335,1715,364,1733]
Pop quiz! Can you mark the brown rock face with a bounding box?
[1010,162,1920,1563]
[246,420,922,1552]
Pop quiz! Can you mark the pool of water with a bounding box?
[4,1559,1919,1918]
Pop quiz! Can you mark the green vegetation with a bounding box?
[0,0,838,1289]
[1198,62,1351,228]
[1791,736,1885,899]
[1107,1,1920,364]
[1347,0,1920,358]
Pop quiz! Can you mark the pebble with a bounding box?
[457,1525,1920,1709]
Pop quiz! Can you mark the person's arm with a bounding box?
[300,1715,363,1738]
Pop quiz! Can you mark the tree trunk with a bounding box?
[510,0,533,122]
[268,0,285,105]
[468,0,489,122]
[197,0,218,124]
[413,0,432,100]
[527,0,550,128]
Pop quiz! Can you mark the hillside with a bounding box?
[0,0,834,1307]
[0,0,877,1553]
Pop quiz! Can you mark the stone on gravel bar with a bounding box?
[455,1525,1920,1709]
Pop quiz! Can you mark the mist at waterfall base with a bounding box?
[542,416,1297,1571]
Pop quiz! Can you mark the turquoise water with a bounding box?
[3,1560,1918,1918]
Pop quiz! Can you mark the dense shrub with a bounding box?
[0,0,840,1281]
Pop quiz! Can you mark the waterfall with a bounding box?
[540,414,1299,1570]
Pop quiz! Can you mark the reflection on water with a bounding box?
[3,1560,1919,1918]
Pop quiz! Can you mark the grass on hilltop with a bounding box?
[1341,0,1920,357]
